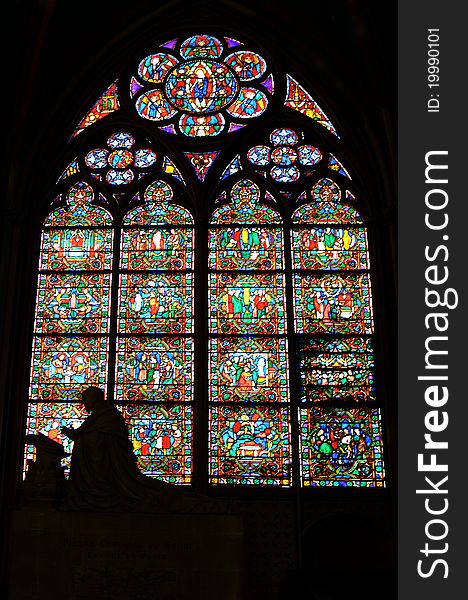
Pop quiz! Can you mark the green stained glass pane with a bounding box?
[298,337,376,403]
[208,228,283,270]
[24,402,87,477]
[30,337,108,402]
[209,273,286,335]
[44,182,112,227]
[292,202,363,225]
[119,273,193,334]
[121,228,193,270]
[209,406,291,486]
[291,227,369,270]
[115,337,193,403]
[209,337,289,403]
[299,407,385,487]
[39,229,113,271]
[119,404,192,484]
[35,273,111,334]
[293,273,373,334]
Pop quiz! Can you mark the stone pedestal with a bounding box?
[8,508,244,600]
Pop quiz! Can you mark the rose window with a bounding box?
[131,34,274,137]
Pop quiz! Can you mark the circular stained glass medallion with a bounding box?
[179,113,225,137]
[247,146,271,166]
[108,149,134,169]
[297,145,322,166]
[138,53,179,83]
[107,169,134,185]
[164,60,239,114]
[271,147,297,166]
[270,165,300,183]
[107,132,135,149]
[85,149,108,169]
[226,88,267,119]
[135,89,177,121]
[270,128,298,146]
[225,51,267,81]
[180,35,223,59]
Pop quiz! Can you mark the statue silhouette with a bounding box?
[55,386,229,513]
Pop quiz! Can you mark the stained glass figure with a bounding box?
[120,404,193,484]
[226,88,268,119]
[293,273,373,334]
[184,151,219,181]
[165,61,239,113]
[299,407,385,487]
[121,228,193,271]
[35,273,111,334]
[298,337,376,403]
[30,336,108,402]
[291,227,369,270]
[39,229,113,271]
[285,75,338,137]
[225,51,267,81]
[209,406,292,486]
[138,53,179,83]
[72,81,120,138]
[180,34,223,59]
[220,155,242,180]
[210,337,289,403]
[179,114,225,137]
[123,181,193,226]
[116,337,193,403]
[209,273,286,335]
[119,272,193,334]
[209,227,283,270]
[329,154,351,179]
[136,89,177,121]
[44,182,112,227]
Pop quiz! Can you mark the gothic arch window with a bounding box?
[25,32,385,490]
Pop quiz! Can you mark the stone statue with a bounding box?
[57,386,231,513]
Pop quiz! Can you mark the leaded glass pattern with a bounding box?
[26,30,387,494]
[291,178,383,487]
[208,179,291,486]
[26,182,113,472]
[116,180,194,484]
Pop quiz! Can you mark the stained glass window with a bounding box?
[208,180,292,486]
[26,182,113,474]
[292,178,384,487]
[26,31,386,493]
[117,180,194,483]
